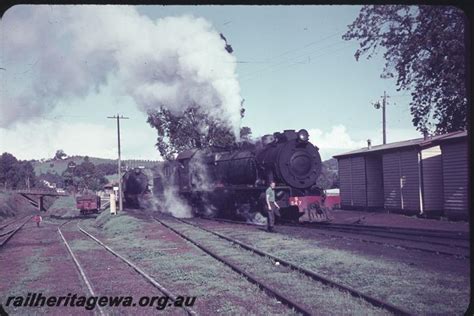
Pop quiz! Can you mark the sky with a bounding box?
[0,5,422,161]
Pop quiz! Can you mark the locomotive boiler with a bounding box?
[154,129,325,222]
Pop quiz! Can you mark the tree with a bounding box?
[37,171,63,189]
[96,163,118,176]
[147,106,251,160]
[343,5,467,134]
[61,156,107,192]
[317,159,339,190]
[0,153,37,189]
[240,126,253,142]
[54,149,67,160]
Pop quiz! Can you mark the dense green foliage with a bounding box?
[54,149,67,160]
[343,5,467,134]
[147,106,251,160]
[317,158,339,190]
[62,156,108,192]
[0,153,36,189]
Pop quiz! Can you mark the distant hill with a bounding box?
[32,156,114,176]
[32,156,161,176]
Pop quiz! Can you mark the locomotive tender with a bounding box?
[150,129,326,222]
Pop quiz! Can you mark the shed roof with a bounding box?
[176,148,199,160]
[333,130,467,159]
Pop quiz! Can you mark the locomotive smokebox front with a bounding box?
[257,129,322,189]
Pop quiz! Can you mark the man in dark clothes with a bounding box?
[265,181,280,232]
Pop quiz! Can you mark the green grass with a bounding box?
[32,156,117,176]
[0,191,38,220]
[7,248,50,296]
[81,215,295,315]
[32,156,161,176]
[47,196,77,218]
[165,221,389,315]
[221,227,469,315]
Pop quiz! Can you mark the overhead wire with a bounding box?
[239,41,354,82]
[237,30,346,78]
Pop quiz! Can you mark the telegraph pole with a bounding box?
[373,91,389,144]
[107,114,129,212]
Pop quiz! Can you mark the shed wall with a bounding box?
[337,157,366,208]
[442,141,468,219]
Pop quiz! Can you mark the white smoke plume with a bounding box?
[188,151,213,192]
[1,5,241,134]
[152,164,193,218]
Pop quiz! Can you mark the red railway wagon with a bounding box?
[76,195,101,215]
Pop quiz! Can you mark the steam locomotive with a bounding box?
[146,129,326,222]
[122,167,152,208]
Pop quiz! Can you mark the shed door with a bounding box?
[383,150,421,212]
[350,157,367,207]
[383,152,401,210]
[365,155,384,208]
[421,146,443,212]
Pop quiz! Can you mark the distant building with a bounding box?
[333,131,468,220]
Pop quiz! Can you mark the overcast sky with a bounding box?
[0,5,421,161]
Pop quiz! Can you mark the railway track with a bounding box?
[202,217,469,258]
[300,221,469,241]
[155,216,412,316]
[0,216,33,247]
[58,220,197,316]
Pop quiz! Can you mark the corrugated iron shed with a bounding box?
[333,131,468,219]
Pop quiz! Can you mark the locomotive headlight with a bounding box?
[297,129,309,142]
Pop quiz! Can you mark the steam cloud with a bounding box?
[151,165,193,218]
[1,5,242,134]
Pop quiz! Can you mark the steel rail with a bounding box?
[58,221,106,316]
[0,218,22,230]
[0,216,33,248]
[202,216,468,240]
[0,215,31,230]
[305,223,468,241]
[78,224,197,316]
[154,217,313,316]
[177,218,412,316]
[201,217,469,257]
[310,227,469,249]
[0,228,17,238]
[301,221,469,239]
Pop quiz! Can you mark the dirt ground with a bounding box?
[1,209,471,315]
[0,218,91,315]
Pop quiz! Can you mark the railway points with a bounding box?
[0,216,33,248]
